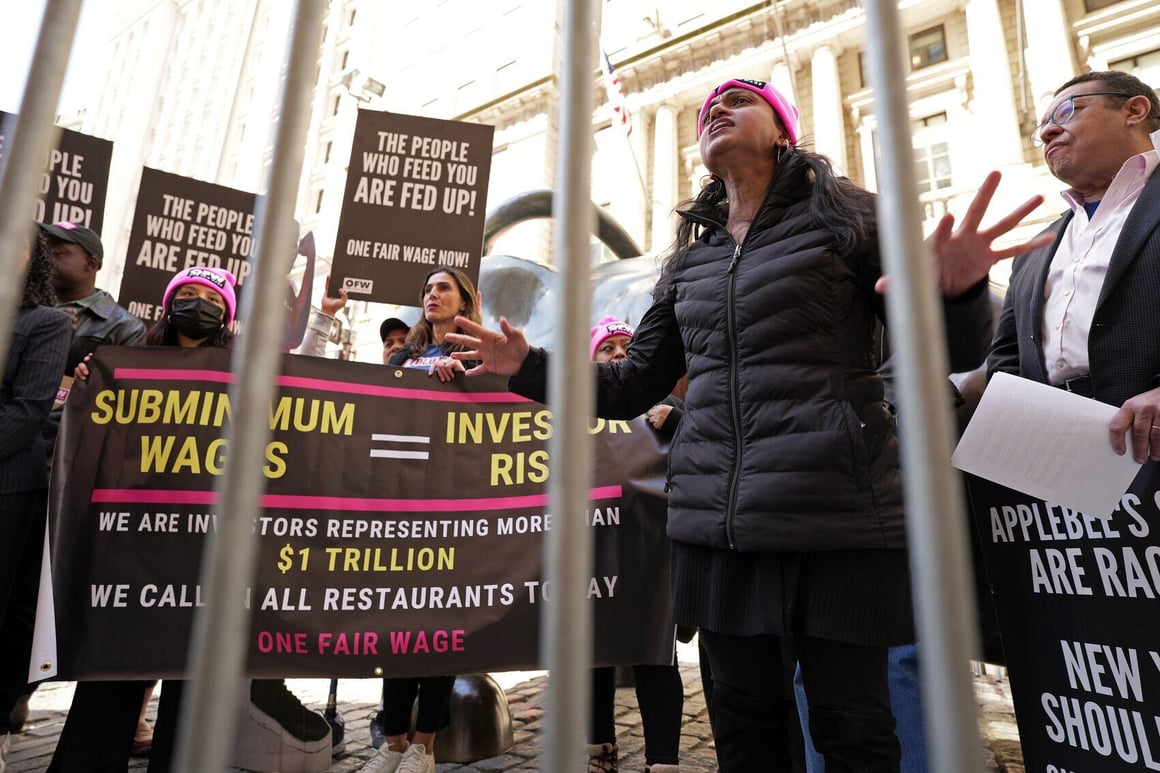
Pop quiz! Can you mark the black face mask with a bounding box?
[170,297,225,340]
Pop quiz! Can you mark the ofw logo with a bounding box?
[342,277,374,293]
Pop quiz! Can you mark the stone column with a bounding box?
[811,45,847,174]
[651,104,678,252]
[1022,0,1078,112]
[770,60,797,106]
[965,0,1024,165]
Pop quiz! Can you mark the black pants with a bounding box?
[0,490,46,735]
[381,676,455,736]
[590,664,684,765]
[700,630,900,773]
[47,680,152,772]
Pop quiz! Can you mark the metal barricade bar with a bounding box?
[173,2,325,771]
[543,0,600,770]
[862,1,986,770]
[0,0,82,373]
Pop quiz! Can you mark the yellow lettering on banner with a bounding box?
[171,437,203,474]
[267,397,355,434]
[490,450,549,486]
[445,409,553,445]
[90,389,352,438]
[443,410,630,445]
[205,439,228,475]
[91,389,231,427]
[139,436,287,478]
[323,547,455,572]
[141,435,177,472]
[265,442,288,479]
[137,390,163,422]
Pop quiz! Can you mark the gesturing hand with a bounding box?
[875,171,1054,297]
[445,316,531,377]
[929,171,1055,297]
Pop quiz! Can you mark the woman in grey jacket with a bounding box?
[448,79,1042,772]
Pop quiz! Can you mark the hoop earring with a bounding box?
[775,143,788,164]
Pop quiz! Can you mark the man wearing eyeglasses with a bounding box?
[939,70,1160,460]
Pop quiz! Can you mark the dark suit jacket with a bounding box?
[988,167,1160,407]
[0,305,71,494]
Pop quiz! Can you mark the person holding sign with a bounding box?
[362,266,482,773]
[445,78,1041,771]
[38,221,145,462]
[50,266,334,773]
[0,229,71,768]
[380,317,410,363]
[41,221,146,375]
[586,317,684,773]
[978,73,1160,453]
[386,266,482,380]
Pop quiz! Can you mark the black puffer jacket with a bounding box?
[512,151,992,553]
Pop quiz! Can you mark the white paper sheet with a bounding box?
[951,371,1141,516]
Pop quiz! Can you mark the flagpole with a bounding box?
[599,48,650,208]
[625,131,650,206]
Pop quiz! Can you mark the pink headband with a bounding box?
[697,78,800,143]
[162,266,238,323]
[589,316,634,361]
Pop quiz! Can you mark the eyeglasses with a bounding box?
[1031,91,1131,147]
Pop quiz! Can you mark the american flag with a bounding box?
[600,49,632,136]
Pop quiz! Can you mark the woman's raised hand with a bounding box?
[446,316,531,377]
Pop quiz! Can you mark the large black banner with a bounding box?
[0,112,113,231]
[968,467,1160,771]
[330,110,493,305]
[48,346,672,679]
[116,168,257,332]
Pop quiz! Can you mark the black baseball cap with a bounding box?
[40,221,104,265]
[380,317,409,342]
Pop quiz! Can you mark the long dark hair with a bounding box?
[402,265,483,358]
[654,146,876,300]
[22,229,57,308]
[146,287,234,349]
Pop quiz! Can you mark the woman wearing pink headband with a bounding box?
[448,76,1035,772]
[150,265,238,347]
[584,316,684,773]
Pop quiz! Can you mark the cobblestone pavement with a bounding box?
[7,659,1023,772]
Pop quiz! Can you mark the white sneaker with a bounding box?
[396,742,435,773]
[360,746,405,773]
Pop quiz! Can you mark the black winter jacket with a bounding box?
[513,151,992,553]
[62,289,147,374]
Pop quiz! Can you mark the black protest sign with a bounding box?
[117,167,256,331]
[0,112,113,232]
[48,346,673,679]
[331,110,493,305]
[967,467,1160,771]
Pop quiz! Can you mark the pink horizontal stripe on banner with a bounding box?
[91,489,217,505]
[275,375,532,404]
[91,485,623,512]
[114,368,234,383]
[110,369,530,404]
